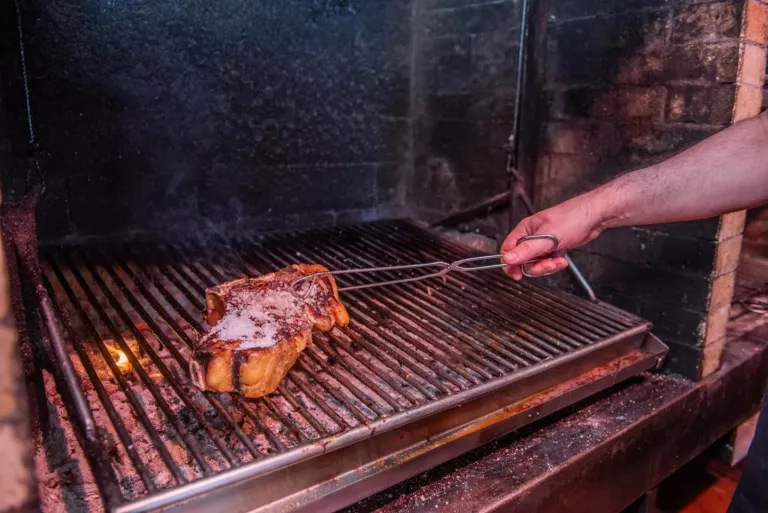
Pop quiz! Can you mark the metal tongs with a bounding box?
[293,234,559,293]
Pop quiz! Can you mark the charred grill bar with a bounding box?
[37,220,664,512]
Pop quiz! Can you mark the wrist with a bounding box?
[589,177,633,231]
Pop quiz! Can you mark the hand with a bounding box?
[501,193,606,280]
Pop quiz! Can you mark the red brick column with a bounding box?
[0,220,38,511]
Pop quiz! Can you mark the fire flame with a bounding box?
[106,344,132,372]
[115,350,129,368]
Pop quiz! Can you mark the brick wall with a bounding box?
[0,232,37,511]
[407,0,522,235]
[537,0,765,379]
[740,1,768,256]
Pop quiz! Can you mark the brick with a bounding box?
[546,154,587,181]
[533,155,552,205]
[376,163,406,208]
[427,34,472,58]
[592,87,666,120]
[548,89,588,121]
[583,227,718,276]
[671,1,743,44]
[614,50,666,85]
[0,246,9,321]
[545,122,591,154]
[551,86,666,121]
[469,57,519,92]
[717,210,747,241]
[434,54,517,95]
[642,218,722,241]
[459,175,510,207]
[665,85,735,124]
[567,250,712,311]
[0,326,18,418]
[597,289,708,346]
[36,177,74,244]
[429,92,516,122]
[713,234,743,276]
[547,11,668,86]
[471,30,520,63]
[422,0,501,9]
[423,2,522,37]
[700,335,726,378]
[430,120,514,149]
[200,163,380,228]
[0,424,33,509]
[433,50,473,95]
[744,0,768,45]
[703,304,731,346]
[733,85,765,121]
[708,270,737,312]
[627,124,720,157]
[544,121,624,155]
[422,135,507,186]
[663,42,740,84]
[739,43,767,88]
[664,340,703,379]
[543,154,597,200]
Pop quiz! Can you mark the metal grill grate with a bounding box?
[40,220,650,512]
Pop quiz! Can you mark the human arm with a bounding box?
[501,110,768,280]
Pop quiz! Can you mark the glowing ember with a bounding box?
[106,344,132,372]
[115,350,129,368]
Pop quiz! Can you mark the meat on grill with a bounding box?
[190,264,349,398]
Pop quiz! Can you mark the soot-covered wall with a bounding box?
[6,0,411,242]
[408,0,523,234]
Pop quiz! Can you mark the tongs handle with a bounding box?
[450,234,559,278]
[293,261,452,293]
[514,234,560,278]
[293,234,559,292]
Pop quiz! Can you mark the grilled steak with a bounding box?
[190,264,349,398]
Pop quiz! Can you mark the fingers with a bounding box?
[502,264,523,281]
[501,236,557,266]
[523,256,569,277]
[502,256,568,281]
[500,220,533,254]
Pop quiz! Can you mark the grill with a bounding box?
[38,220,664,512]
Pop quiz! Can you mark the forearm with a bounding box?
[594,111,768,230]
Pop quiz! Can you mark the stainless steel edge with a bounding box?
[115,323,655,513]
[174,331,668,513]
[283,336,668,513]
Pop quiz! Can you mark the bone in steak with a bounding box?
[190,264,349,398]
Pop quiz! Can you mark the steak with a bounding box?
[190,264,349,398]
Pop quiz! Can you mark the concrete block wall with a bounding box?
[1,0,414,244]
[537,0,766,379]
[407,0,523,234]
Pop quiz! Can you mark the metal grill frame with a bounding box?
[35,220,666,513]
